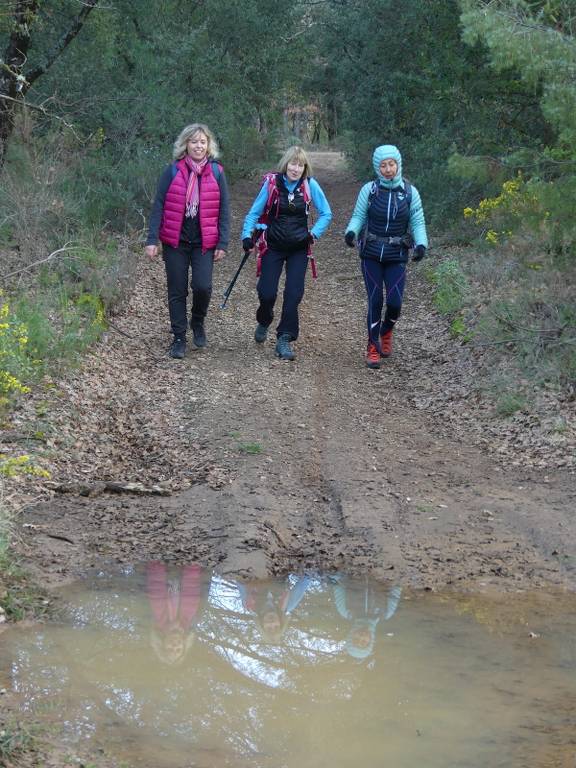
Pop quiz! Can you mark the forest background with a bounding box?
[0,0,575,561]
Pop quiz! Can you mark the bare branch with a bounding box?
[0,243,80,281]
[0,93,82,138]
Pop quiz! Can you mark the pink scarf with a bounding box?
[184,156,208,218]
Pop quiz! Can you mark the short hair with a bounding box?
[173,123,220,160]
[277,145,313,178]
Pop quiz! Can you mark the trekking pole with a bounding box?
[220,230,262,309]
[220,251,251,309]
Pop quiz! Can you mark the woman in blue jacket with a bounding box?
[242,146,332,361]
[345,145,428,369]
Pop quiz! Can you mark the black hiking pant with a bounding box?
[256,246,308,340]
[163,243,214,338]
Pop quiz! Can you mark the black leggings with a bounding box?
[361,258,407,343]
[256,247,309,340]
[163,243,214,337]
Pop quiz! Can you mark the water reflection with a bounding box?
[330,574,401,660]
[1,566,575,768]
[235,574,313,642]
[146,562,207,666]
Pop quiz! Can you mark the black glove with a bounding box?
[344,231,356,248]
[242,237,254,254]
[412,244,426,262]
[307,232,316,246]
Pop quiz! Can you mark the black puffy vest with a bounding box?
[267,175,309,252]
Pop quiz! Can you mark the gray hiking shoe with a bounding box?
[169,337,186,359]
[254,323,269,343]
[275,333,295,361]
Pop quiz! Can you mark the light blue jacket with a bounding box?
[242,175,332,240]
[346,145,428,247]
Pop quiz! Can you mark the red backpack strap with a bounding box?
[303,178,317,278]
[255,173,279,276]
[302,178,312,207]
[263,173,279,219]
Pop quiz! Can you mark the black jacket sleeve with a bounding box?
[146,165,173,246]
[216,168,231,251]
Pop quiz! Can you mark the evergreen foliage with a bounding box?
[303,0,550,224]
[459,0,576,259]
[0,0,573,394]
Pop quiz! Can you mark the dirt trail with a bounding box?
[16,152,576,592]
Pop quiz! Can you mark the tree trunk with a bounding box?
[0,0,39,167]
[0,0,100,170]
[325,96,338,142]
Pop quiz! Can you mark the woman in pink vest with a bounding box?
[145,123,230,359]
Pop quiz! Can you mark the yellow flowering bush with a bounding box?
[0,291,33,408]
[462,174,542,245]
[0,455,50,479]
[75,292,106,329]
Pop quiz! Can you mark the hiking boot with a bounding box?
[191,324,207,348]
[254,323,269,344]
[380,329,393,358]
[275,334,295,361]
[169,337,186,359]
[365,342,381,369]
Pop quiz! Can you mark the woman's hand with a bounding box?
[145,244,159,258]
[214,249,226,262]
[344,231,356,248]
[412,245,426,262]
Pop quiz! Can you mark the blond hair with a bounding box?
[277,145,313,178]
[172,123,220,160]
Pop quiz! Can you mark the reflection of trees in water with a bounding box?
[7,569,403,767]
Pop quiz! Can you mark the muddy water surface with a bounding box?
[1,567,575,767]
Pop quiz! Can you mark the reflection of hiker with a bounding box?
[330,575,401,660]
[344,144,428,369]
[241,146,332,361]
[146,562,206,665]
[237,575,312,642]
[145,122,230,359]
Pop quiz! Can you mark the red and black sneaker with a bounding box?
[380,329,393,358]
[365,342,381,369]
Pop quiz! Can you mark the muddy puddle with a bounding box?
[1,566,575,767]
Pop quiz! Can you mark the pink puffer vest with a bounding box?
[159,159,221,251]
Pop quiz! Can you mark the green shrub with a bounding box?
[238,442,263,455]
[0,722,34,762]
[0,499,11,566]
[450,315,473,342]
[427,259,470,315]
[478,289,576,389]
[14,286,107,375]
[494,392,526,417]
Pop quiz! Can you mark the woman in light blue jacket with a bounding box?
[241,146,332,361]
[344,145,428,369]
